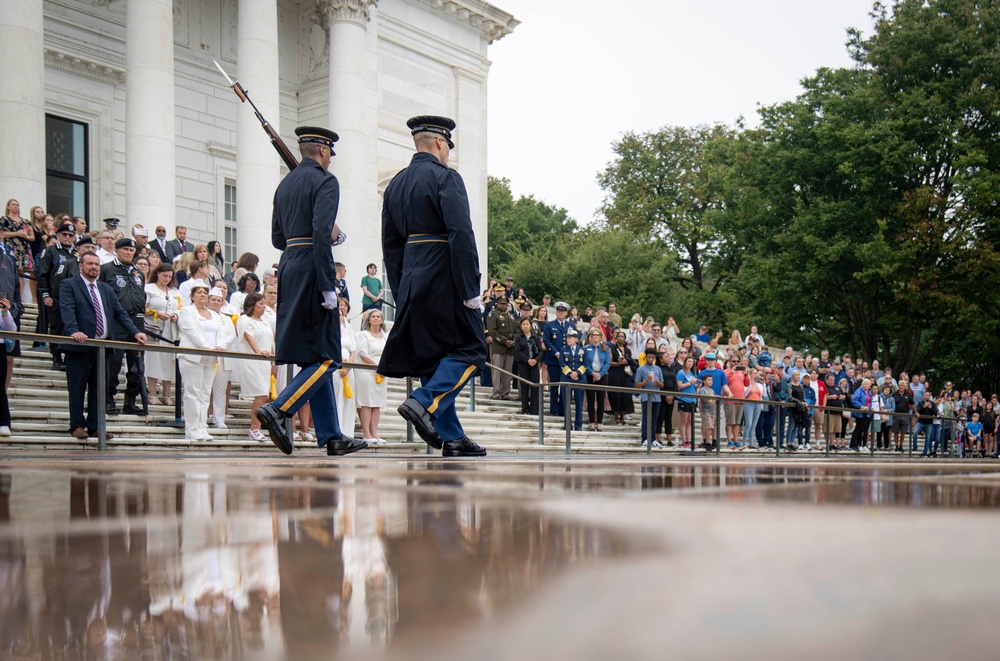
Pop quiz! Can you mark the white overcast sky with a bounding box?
[485,0,878,225]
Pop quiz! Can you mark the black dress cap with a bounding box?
[295,126,339,154]
[103,218,120,227]
[406,115,456,149]
[115,238,136,250]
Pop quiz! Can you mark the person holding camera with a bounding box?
[635,350,664,448]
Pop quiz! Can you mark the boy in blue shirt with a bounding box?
[966,412,984,457]
[635,351,663,448]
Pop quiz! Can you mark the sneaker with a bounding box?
[804,443,812,451]
[797,444,804,451]
[641,440,648,448]
[0,426,9,437]
[861,446,869,453]
[652,440,664,449]
[213,421,228,430]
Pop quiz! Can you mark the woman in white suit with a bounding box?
[207,287,237,430]
[333,296,358,437]
[177,284,226,441]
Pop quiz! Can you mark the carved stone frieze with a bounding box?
[45,49,125,85]
[419,0,518,44]
[318,0,379,25]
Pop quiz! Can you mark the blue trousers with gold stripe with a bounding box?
[411,357,478,442]
[274,360,342,446]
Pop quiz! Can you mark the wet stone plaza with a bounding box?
[2,453,1000,660]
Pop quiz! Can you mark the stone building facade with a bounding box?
[0,0,516,310]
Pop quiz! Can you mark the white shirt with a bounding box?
[81,275,108,340]
[178,277,211,306]
[96,247,115,265]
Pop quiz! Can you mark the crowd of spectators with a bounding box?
[479,278,1000,457]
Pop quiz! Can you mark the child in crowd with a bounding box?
[954,409,966,458]
[698,375,716,449]
[966,412,984,458]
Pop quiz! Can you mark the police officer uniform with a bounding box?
[485,295,517,399]
[36,222,78,369]
[255,125,365,458]
[543,301,572,415]
[558,327,588,431]
[381,115,488,458]
[99,238,146,414]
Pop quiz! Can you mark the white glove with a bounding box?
[332,232,347,246]
[464,296,483,313]
[321,291,338,310]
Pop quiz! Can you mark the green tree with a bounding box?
[597,124,741,306]
[505,227,699,332]
[487,176,577,279]
[729,0,1000,380]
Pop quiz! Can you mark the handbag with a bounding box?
[3,338,14,353]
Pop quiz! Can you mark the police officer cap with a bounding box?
[555,301,570,311]
[76,236,96,247]
[518,301,532,311]
[103,217,120,227]
[115,238,136,250]
[57,223,76,234]
[295,126,339,152]
[566,327,579,337]
[406,115,456,149]
[492,283,507,292]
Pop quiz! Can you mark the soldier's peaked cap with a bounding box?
[295,126,339,153]
[407,115,455,149]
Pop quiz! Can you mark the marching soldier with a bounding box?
[98,238,146,415]
[36,221,78,370]
[558,326,587,431]
[543,301,572,416]
[485,295,517,400]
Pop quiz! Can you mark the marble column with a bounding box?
[325,0,378,314]
[236,0,281,269]
[126,0,175,235]
[0,0,46,209]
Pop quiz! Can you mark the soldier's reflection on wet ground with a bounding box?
[2,456,1000,659]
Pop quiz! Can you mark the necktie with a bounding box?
[90,283,104,337]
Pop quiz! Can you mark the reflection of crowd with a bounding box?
[0,468,627,658]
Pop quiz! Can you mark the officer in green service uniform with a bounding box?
[486,294,517,400]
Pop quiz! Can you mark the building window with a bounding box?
[46,115,89,219]
[224,180,237,266]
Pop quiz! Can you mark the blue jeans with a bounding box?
[640,399,661,444]
[911,422,933,452]
[785,416,801,447]
[922,425,941,454]
[742,402,762,446]
[757,408,775,446]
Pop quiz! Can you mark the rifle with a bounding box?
[213,60,298,171]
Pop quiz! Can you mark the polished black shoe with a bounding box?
[122,405,144,415]
[105,405,120,416]
[397,397,443,450]
[442,436,487,458]
[256,402,293,455]
[326,434,368,456]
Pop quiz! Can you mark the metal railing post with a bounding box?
[775,403,782,457]
[97,347,107,451]
[537,382,544,445]
[405,377,414,444]
[565,383,572,456]
[908,415,913,458]
[715,396,721,456]
[825,409,831,457]
[645,396,653,456]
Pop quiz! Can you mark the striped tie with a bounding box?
[90,283,104,337]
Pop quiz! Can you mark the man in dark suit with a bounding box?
[164,225,194,262]
[149,225,169,260]
[59,253,147,439]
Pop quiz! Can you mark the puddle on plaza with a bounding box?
[0,471,631,660]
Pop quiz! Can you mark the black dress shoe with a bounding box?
[122,405,144,415]
[397,397,443,449]
[442,436,487,457]
[255,402,292,455]
[326,435,368,456]
[52,362,66,372]
[105,405,120,416]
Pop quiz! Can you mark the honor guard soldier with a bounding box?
[36,222,78,370]
[558,326,587,431]
[543,301,573,416]
[485,294,517,400]
[255,125,365,458]
[380,115,488,457]
[98,237,146,415]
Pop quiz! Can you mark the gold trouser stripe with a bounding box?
[279,360,333,412]
[407,239,448,244]
[427,365,478,414]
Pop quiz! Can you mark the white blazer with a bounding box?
[177,306,225,365]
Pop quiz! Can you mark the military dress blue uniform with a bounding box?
[256,126,360,456]
[380,116,488,456]
[558,334,588,431]
[543,308,572,415]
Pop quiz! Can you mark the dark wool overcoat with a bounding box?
[378,152,487,378]
[271,157,341,366]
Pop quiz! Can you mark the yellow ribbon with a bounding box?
[269,375,277,400]
[146,308,159,323]
[342,372,353,399]
[231,314,239,325]
[375,374,385,385]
